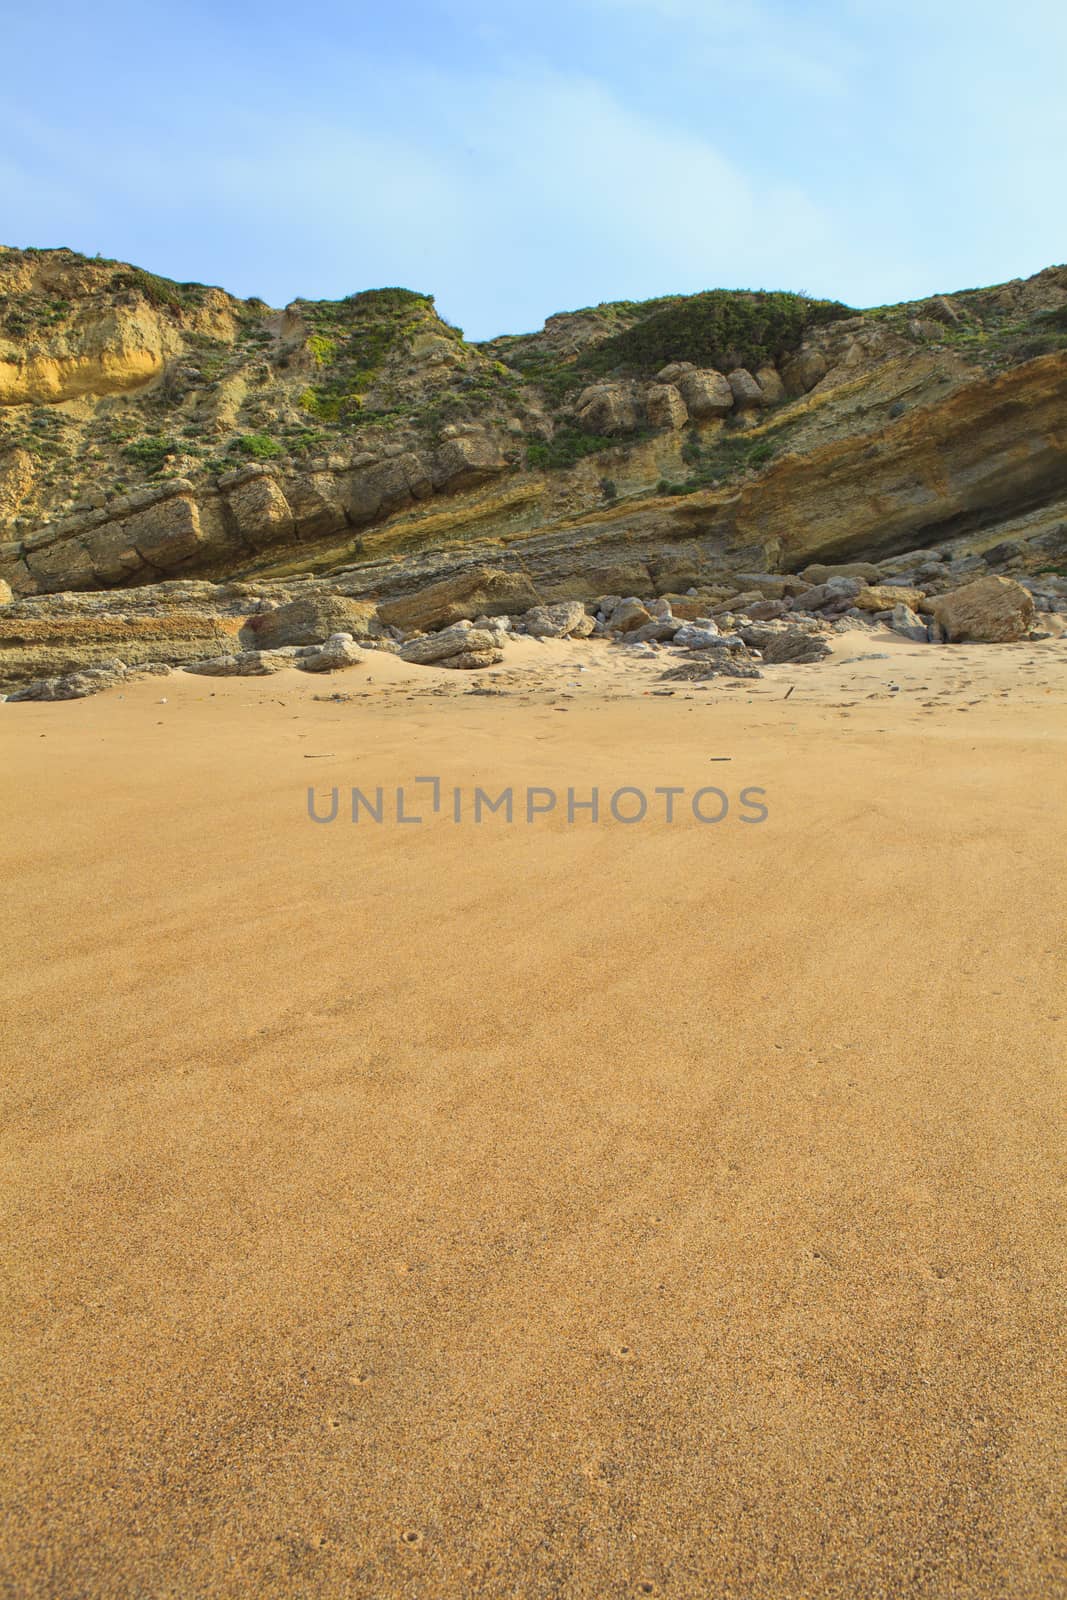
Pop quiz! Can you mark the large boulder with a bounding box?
[246,594,379,649]
[399,624,500,664]
[607,597,652,634]
[377,567,540,632]
[887,604,928,643]
[645,384,689,430]
[933,576,1035,642]
[780,348,828,396]
[438,648,504,670]
[854,584,926,613]
[800,562,883,585]
[739,619,832,663]
[727,368,767,409]
[575,382,642,435]
[522,601,594,639]
[675,368,734,420]
[298,634,365,673]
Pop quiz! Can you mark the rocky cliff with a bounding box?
[2,246,1067,610]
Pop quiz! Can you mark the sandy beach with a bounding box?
[2,630,1065,1599]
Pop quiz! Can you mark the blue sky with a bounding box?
[4,0,1065,338]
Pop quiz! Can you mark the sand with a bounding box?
[1,629,1065,1599]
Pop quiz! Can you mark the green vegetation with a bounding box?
[109,268,208,312]
[526,428,617,469]
[298,287,442,424]
[232,433,285,460]
[306,333,337,366]
[656,426,787,495]
[502,289,852,406]
[121,434,179,472]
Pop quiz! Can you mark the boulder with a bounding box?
[738,620,832,664]
[575,382,642,435]
[754,365,786,404]
[377,567,540,632]
[675,369,734,420]
[297,634,364,672]
[780,348,828,396]
[646,384,689,430]
[656,362,696,384]
[184,650,290,676]
[399,624,498,664]
[522,601,593,639]
[7,660,129,700]
[223,471,296,551]
[727,368,767,409]
[630,617,683,643]
[854,584,926,613]
[438,648,504,670]
[800,562,882,585]
[247,594,379,649]
[887,604,928,643]
[673,624,728,650]
[607,597,652,633]
[933,576,1035,643]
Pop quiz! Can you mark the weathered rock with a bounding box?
[754,365,786,404]
[607,597,652,633]
[933,575,1036,642]
[887,604,928,642]
[673,624,727,650]
[745,598,788,620]
[437,648,504,670]
[738,619,832,663]
[800,562,883,585]
[630,616,682,643]
[298,633,365,672]
[245,594,379,649]
[780,348,828,396]
[675,368,734,419]
[399,623,497,664]
[7,659,129,700]
[0,579,12,607]
[521,601,593,638]
[727,368,767,409]
[656,362,695,384]
[575,382,642,435]
[646,384,689,430]
[377,567,540,632]
[184,649,290,676]
[222,470,296,551]
[854,584,926,613]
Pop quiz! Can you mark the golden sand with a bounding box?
[2,631,1065,1597]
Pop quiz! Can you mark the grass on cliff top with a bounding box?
[501,288,853,404]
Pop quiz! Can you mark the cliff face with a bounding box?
[2,246,1067,603]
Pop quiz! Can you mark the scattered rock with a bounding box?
[933,576,1036,643]
[247,594,379,649]
[887,604,929,642]
[399,623,498,664]
[438,648,504,670]
[377,566,540,632]
[675,368,735,419]
[646,384,689,430]
[522,601,594,638]
[298,634,365,672]
[608,597,653,634]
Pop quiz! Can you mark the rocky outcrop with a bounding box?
[932,575,1035,642]
[377,567,540,632]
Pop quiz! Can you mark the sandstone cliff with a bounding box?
[2,247,1066,606]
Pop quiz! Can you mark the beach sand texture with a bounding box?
[2,632,1065,1598]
